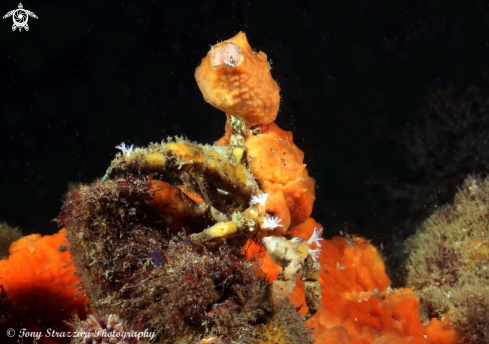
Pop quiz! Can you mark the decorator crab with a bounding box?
[103,32,322,320]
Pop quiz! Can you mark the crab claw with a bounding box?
[261,235,321,318]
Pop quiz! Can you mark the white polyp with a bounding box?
[307,227,324,248]
[309,247,321,261]
[115,142,134,157]
[263,216,283,230]
[251,193,269,206]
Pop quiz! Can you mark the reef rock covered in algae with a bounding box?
[404,176,489,343]
[58,175,311,343]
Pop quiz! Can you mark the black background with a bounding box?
[1,0,488,285]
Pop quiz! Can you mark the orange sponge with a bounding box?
[247,218,458,344]
[195,31,280,126]
[264,190,291,233]
[0,229,87,344]
[152,180,206,227]
[8,232,43,253]
[246,123,316,226]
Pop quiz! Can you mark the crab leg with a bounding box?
[261,236,308,308]
[261,235,321,320]
[190,201,284,242]
[300,255,321,320]
[106,140,258,208]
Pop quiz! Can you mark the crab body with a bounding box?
[104,32,322,320]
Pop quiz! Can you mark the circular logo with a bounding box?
[12,9,27,27]
[6,328,15,337]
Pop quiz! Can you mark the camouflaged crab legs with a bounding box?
[104,139,258,214]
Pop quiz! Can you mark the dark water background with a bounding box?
[1,0,489,286]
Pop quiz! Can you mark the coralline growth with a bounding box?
[0,223,22,260]
[404,176,489,343]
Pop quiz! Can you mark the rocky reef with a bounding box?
[404,176,489,343]
[2,31,486,344]
[57,174,312,343]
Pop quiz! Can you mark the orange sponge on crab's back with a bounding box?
[246,123,316,226]
[195,31,280,126]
